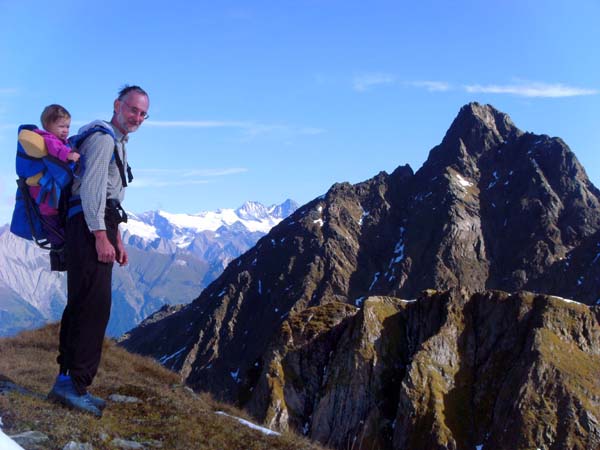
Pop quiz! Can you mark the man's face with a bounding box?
[113,92,149,135]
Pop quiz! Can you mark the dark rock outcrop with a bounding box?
[248,291,600,450]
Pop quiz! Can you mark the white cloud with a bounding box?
[464,81,598,98]
[143,120,324,138]
[136,168,248,177]
[130,178,212,188]
[299,127,325,135]
[408,80,451,92]
[0,88,18,96]
[144,120,248,128]
[131,167,248,188]
[353,73,396,92]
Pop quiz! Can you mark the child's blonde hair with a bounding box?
[40,104,71,130]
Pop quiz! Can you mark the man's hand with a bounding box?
[93,230,115,263]
[115,229,128,266]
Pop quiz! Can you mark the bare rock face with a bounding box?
[120,103,600,449]
[249,291,600,450]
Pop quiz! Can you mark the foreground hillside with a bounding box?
[0,324,325,450]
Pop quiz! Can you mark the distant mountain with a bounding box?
[0,200,298,337]
[120,103,600,449]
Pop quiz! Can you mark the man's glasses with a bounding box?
[122,101,149,120]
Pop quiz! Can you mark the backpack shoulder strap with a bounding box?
[69,124,133,187]
[68,125,116,150]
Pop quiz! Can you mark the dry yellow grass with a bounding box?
[0,324,328,450]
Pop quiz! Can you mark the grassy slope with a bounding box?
[0,324,327,450]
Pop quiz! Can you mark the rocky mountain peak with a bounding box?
[421,103,522,177]
[448,102,520,145]
[236,201,270,220]
[270,199,300,218]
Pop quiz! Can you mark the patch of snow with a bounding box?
[0,429,25,450]
[369,272,380,291]
[455,174,473,188]
[390,255,403,266]
[313,218,324,227]
[216,411,280,436]
[257,280,262,295]
[317,205,323,213]
[476,445,483,450]
[173,235,193,248]
[359,210,370,226]
[551,295,581,305]
[159,346,187,364]
[577,276,584,286]
[355,296,366,307]
[230,368,240,382]
[159,208,282,234]
[121,219,159,241]
[173,259,187,267]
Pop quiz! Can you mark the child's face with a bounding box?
[46,117,71,140]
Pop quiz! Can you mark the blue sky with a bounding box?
[1,0,599,225]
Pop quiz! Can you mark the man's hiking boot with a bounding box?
[85,392,106,410]
[47,375,102,417]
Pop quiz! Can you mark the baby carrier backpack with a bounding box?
[9,123,121,271]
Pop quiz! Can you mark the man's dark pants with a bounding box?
[58,212,117,394]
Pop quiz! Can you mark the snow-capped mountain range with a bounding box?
[0,199,298,337]
[123,199,298,250]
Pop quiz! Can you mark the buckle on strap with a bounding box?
[105,199,128,224]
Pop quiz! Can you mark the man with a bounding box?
[48,85,150,416]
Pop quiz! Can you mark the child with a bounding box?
[28,104,80,246]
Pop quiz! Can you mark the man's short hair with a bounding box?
[41,104,71,130]
[117,85,148,101]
